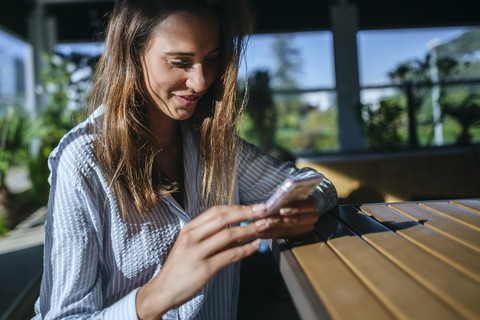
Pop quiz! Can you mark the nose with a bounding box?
[186,64,208,93]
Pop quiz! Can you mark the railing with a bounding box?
[269,77,480,151]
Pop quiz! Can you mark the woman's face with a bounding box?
[142,10,221,121]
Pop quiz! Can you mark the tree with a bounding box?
[270,34,303,146]
[436,30,480,62]
[359,98,405,149]
[388,59,430,148]
[29,52,98,205]
[440,93,480,145]
[0,107,33,233]
[271,34,301,89]
[243,70,276,150]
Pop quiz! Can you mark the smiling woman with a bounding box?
[142,10,220,122]
[32,0,338,319]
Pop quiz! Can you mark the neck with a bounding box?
[147,105,179,150]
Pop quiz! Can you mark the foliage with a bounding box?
[0,107,32,188]
[271,34,301,89]
[440,92,480,145]
[275,103,338,153]
[239,35,339,154]
[0,106,37,234]
[242,71,276,150]
[436,30,480,61]
[359,98,405,149]
[385,28,480,148]
[0,215,6,236]
[28,52,96,205]
[388,57,432,148]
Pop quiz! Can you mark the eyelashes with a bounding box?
[169,60,191,67]
[168,57,220,69]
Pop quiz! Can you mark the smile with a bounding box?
[175,95,202,107]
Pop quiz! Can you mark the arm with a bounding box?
[36,141,138,319]
[135,204,269,320]
[236,138,338,237]
[37,134,277,320]
[237,138,337,212]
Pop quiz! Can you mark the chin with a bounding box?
[173,110,195,121]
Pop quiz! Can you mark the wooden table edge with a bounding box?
[268,238,331,320]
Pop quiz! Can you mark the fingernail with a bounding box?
[250,239,261,247]
[280,208,299,216]
[266,217,279,226]
[252,203,266,215]
[255,219,268,230]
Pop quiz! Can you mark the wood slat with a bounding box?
[270,238,331,320]
[451,199,480,214]
[361,204,480,283]
[315,212,462,320]
[339,206,480,320]
[292,242,394,320]
[389,203,480,253]
[419,201,480,231]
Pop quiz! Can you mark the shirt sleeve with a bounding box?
[35,138,139,319]
[236,138,338,214]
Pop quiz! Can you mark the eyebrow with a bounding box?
[163,48,221,56]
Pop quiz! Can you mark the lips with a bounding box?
[175,94,202,107]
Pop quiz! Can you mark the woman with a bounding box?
[34,0,337,319]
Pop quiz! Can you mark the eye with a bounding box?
[169,59,191,68]
[204,56,220,67]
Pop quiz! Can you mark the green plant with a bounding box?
[440,93,480,145]
[242,70,276,150]
[0,107,31,188]
[28,52,93,205]
[0,106,33,233]
[359,98,405,149]
[0,215,7,236]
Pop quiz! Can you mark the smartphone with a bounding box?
[264,174,324,217]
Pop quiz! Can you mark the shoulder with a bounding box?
[48,109,103,184]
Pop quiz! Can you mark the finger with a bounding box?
[279,198,317,216]
[207,238,262,271]
[263,212,318,229]
[201,219,269,257]
[186,204,265,229]
[280,212,319,226]
[184,204,266,241]
[256,224,314,239]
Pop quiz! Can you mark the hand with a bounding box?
[255,197,319,239]
[136,204,269,320]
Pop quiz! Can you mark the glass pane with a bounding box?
[54,42,104,57]
[0,28,33,115]
[357,26,480,86]
[273,91,338,155]
[239,90,338,156]
[358,26,480,148]
[239,30,337,155]
[241,31,335,89]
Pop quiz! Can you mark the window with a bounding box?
[0,28,34,115]
[357,27,480,148]
[240,31,338,155]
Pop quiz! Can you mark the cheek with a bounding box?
[206,67,219,87]
[144,56,171,88]
[150,67,182,93]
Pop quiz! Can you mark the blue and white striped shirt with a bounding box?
[33,108,338,319]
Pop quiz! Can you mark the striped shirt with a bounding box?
[33,108,338,319]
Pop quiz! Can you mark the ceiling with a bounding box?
[1,0,480,42]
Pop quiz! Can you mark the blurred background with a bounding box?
[0,0,479,318]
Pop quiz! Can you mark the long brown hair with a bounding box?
[88,0,254,214]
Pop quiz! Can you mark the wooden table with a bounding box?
[270,199,480,320]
